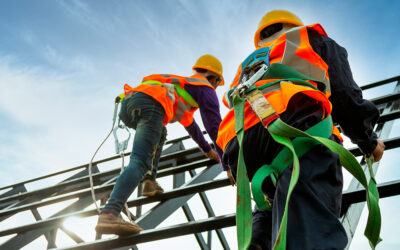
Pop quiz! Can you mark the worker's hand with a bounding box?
[226,169,235,186]
[371,139,385,162]
[205,149,220,163]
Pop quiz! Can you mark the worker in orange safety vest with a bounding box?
[217,10,385,249]
[95,54,231,235]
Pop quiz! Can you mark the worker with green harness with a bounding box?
[216,10,385,250]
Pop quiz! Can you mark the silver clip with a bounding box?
[113,120,131,155]
[231,64,269,98]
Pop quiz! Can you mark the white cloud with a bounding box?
[0,56,116,185]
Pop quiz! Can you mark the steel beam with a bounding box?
[135,164,223,229]
[360,75,399,90]
[0,178,230,237]
[174,171,209,250]
[341,180,400,216]
[0,196,95,249]
[0,157,213,217]
[189,169,231,250]
[55,214,236,250]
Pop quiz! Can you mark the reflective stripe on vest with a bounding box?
[280,26,330,93]
[217,24,338,151]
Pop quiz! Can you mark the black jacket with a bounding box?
[308,28,379,154]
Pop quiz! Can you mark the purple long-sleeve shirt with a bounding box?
[184,84,229,171]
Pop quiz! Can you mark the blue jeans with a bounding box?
[102,92,166,216]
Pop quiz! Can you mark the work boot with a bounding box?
[95,213,143,235]
[142,179,164,197]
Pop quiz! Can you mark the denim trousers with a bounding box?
[102,92,166,216]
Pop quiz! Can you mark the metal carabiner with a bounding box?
[112,101,131,155]
[231,64,269,99]
[113,119,131,155]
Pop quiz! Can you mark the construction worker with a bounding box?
[95,54,230,235]
[217,10,385,249]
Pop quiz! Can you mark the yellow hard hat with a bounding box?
[254,10,304,48]
[192,54,224,86]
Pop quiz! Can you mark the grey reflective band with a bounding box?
[186,77,210,84]
[261,84,281,94]
[163,83,176,103]
[171,78,180,84]
[172,98,193,122]
[161,74,170,77]
[281,27,331,93]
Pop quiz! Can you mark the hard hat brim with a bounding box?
[192,66,225,86]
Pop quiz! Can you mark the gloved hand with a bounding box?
[205,149,220,163]
[372,139,385,162]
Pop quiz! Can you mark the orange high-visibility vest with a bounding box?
[124,74,214,126]
[217,24,342,151]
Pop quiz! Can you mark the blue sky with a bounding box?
[0,0,399,249]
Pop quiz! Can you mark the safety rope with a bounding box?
[88,98,133,222]
[88,102,119,214]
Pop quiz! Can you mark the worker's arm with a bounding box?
[309,29,382,158]
[184,121,212,153]
[185,84,230,170]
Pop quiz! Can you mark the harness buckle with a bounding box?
[231,64,269,99]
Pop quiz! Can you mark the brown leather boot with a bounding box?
[142,179,164,197]
[95,213,143,235]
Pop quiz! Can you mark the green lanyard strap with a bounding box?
[233,95,253,250]
[233,100,382,249]
[268,118,381,249]
[252,116,333,212]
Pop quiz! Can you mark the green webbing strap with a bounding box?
[267,119,381,249]
[226,77,318,109]
[258,78,318,92]
[142,80,199,107]
[268,124,300,250]
[233,96,252,250]
[251,117,333,212]
[262,63,327,93]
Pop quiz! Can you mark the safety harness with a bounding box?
[230,48,381,249]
